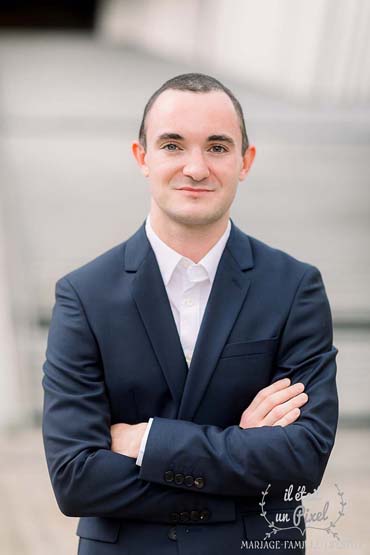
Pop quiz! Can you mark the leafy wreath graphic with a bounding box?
[259,483,346,541]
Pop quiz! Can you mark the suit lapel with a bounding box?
[177,221,254,420]
[125,222,188,406]
[124,219,254,418]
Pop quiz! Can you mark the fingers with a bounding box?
[252,382,306,424]
[262,392,308,426]
[242,381,306,426]
[273,408,301,427]
[239,378,308,429]
[243,378,292,416]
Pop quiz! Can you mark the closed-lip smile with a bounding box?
[178,187,213,192]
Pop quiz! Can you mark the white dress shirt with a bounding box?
[136,214,231,466]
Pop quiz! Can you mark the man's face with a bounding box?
[132,89,255,227]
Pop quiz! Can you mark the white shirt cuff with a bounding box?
[136,417,154,466]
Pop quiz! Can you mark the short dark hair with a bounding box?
[138,72,249,155]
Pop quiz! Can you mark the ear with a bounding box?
[239,145,256,181]
[132,140,149,177]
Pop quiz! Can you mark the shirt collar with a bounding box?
[145,214,231,286]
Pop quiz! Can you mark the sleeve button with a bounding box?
[184,475,194,487]
[170,511,180,522]
[180,511,190,522]
[194,476,205,489]
[164,470,174,482]
[200,509,210,521]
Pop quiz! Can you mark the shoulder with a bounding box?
[240,231,328,312]
[234,225,320,284]
[56,239,127,296]
[251,234,312,271]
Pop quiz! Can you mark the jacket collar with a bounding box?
[124,217,254,273]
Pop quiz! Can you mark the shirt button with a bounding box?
[183,298,194,306]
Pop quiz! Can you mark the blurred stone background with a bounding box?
[0,0,369,553]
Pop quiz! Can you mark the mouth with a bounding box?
[177,187,214,194]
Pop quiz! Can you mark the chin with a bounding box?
[168,208,226,227]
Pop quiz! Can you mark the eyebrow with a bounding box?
[155,132,236,146]
[207,134,235,146]
[156,133,184,143]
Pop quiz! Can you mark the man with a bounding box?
[42,73,338,555]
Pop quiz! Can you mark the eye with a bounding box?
[161,143,181,151]
[209,144,228,153]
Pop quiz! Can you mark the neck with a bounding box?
[149,205,230,263]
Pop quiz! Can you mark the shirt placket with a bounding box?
[180,280,201,367]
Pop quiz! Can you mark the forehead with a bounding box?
[145,89,241,141]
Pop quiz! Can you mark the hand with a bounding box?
[239,378,308,429]
[110,422,148,458]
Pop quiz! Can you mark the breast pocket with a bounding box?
[220,337,278,359]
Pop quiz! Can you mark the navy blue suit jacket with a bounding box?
[42,219,338,554]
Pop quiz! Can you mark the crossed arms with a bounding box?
[110,377,308,458]
[42,265,338,521]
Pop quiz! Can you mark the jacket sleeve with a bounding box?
[41,277,235,522]
[138,265,339,497]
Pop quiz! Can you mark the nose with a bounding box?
[182,149,210,181]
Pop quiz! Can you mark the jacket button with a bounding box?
[164,470,174,483]
[180,511,190,522]
[200,509,210,521]
[170,512,180,523]
[190,510,200,521]
[168,526,177,541]
[175,473,184,485]
[194,476,205,489]
[184,475,194,487]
